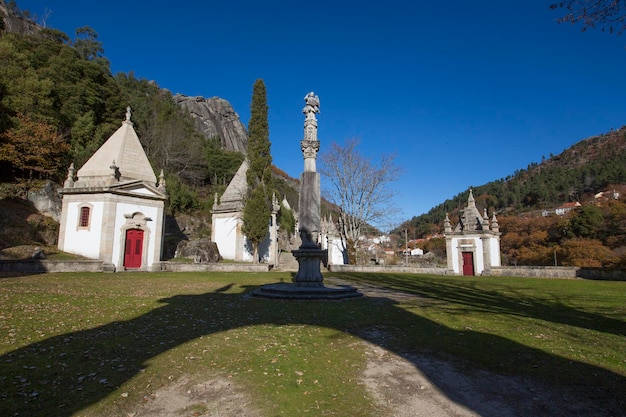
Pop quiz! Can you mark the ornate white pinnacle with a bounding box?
[301,92,320,172]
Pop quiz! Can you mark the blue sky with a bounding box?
[17,0,626,225]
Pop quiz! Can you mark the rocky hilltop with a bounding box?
[0,1,41,35]
[173,94,247,154]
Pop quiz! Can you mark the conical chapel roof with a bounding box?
[76,107,156,185]
[211,159,249,213]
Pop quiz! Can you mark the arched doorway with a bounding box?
[124,229,144,269]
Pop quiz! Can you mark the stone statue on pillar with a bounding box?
[292,92,325,286]
[251,92,360,299]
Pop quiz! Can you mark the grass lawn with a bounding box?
[0,271,624,416]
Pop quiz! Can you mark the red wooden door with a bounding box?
[462,252,475,276]
[124,229,144,269]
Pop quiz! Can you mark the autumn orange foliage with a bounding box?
[0,113,69,180]
[499,201,626,267]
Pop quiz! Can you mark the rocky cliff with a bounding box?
[0,1,42,36]
[173,94,248,154]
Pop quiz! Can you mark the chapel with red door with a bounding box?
[443,189,501,276]
[58,108,167,271]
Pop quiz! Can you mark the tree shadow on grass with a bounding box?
[0,278,624,416]
[343,273,626,336]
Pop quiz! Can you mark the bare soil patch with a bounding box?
[128,377,261,417]
[360,342,601,417]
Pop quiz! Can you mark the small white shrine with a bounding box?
[57,108,167,271]
[320,214,347,266]
[444,189,501,275]
[210,159,279,263]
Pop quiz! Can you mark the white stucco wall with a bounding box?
[62,201,105,259]
[328,237,346,265]
[449,238,460,273]
[214,217,238,260]
[490,237,501,267]
[475,239,485,274]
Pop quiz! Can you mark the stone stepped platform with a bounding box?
[275,250,299,271]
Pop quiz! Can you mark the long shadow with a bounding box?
[1,280,624,416]
[347,273,626,336]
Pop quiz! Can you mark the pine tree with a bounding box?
[242,79,273,262]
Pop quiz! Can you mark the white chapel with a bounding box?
[57,107,167,271]
[444,189,501,275]
[210,159,279,263]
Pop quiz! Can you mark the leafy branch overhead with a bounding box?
[551,0,626,35]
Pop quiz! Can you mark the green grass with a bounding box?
[0,271,624,416]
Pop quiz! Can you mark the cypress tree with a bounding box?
[246,79,272,188]
[242,79,273,262]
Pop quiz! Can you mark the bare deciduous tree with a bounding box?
[550,0,626,35]
[319,138,402,264]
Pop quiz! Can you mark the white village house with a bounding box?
[444,189,501,275]
[57,108,167,271]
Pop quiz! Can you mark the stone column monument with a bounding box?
[292,92,326,286]
[251,92,360,300]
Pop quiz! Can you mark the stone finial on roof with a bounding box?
[282,195,291,211]
[158,169,166,191]
[482,208,490,229]
[64,163,75,188]
[272,193,280,213]
[467,188,476,208]
[491,212,499,233]
[125,106,132,123]
[444,213,452,233]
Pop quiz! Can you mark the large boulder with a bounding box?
[174,238,222,263]
[26,180,62,222]
[173,94,247,154]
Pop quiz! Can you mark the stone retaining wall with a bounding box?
[489,266,579,279]
[489,266,625,280]
[0,260,105,274]
[328,264,449,275]
[1,260,621,280]
[157,262,271,273]
[328,264,625,281]
[0,260,271,274]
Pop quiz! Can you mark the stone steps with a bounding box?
[276,250,299,271]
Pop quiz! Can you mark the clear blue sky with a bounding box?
[17,0,626,226]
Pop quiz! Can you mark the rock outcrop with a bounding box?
[174,237,221,263]
[0,1,42,36]
[26,180,62,222]
[173,94,247,154]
